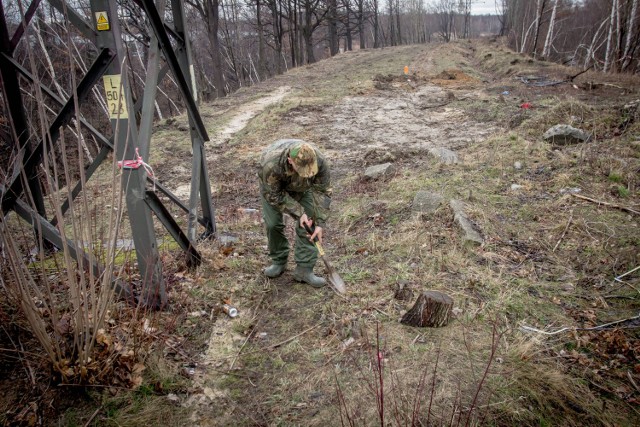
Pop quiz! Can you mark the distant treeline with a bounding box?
[12,0,638,129]
[498,0,640,72]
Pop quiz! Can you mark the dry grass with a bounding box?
[3,38,639,426]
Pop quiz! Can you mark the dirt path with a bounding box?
[305,83,495,166]
[214,86,291,144]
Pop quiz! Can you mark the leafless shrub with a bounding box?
[0,6,150,388]
[336,321,505,426]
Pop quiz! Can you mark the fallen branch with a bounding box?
[552,210,573,252]
[571,193,640,215]
[568,64,594,82]
[213,322,321,362]
[83,407,101,427]
[628,371,640,393]
[230,328,255,370]
[615,265,640,283]
[520,313,640,335]
[269,323,320,349]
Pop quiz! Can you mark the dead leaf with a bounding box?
[96,328,113,347]
[55,313,72,335]
[220,246,235,256]
[143,318,157,334]
[131,375,143,389]
[132,363,146,375]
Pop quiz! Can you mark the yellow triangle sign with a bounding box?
[95,12,109,31]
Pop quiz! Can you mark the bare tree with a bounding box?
[395,0,402,44]
[604,0,619,72]
[255,0,267,77]
[459,0,471,38]
[187,0,226,98]
[266,0,285,73]
[388,0,396,45]
[622,0,638,70]
[300,0,329,64]
[541,0,558,58]
[531,0,548,58]
[328,0,339,55]
[352,0,366,49]
[341,0,353,51]
[372,0,381,48]
[433,0,457,42]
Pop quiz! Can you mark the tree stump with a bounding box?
[400,291,453,327]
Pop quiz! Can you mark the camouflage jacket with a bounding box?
[258,139,332,225]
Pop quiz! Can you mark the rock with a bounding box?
[514,161,523,170]
[510,184,523,191]
[450,199,483,245]
[364,163,395,180]
[217,232,239,246]
[381,151,397,162]
[428,147,459,164]
[412,191,443,214]
[543,124,591,145]
[560,187,581,194]
[341,337,355,349]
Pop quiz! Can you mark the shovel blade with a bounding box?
[329,271,346,294]
[321,256,346,294]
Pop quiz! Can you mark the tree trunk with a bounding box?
[401,291,454,328]
[584,17,609,70]
[463,0,471,38]
[542,0,558,58]
[395,0,401,44]
[256,0,266,77]
[296,8,303,66]
[604,0,618,72]
[290,0,297,67]
[328,0,338,55]
[345,2,352,51]
[532,0,547,58]
[268,0,283,74]
[205,0,225,98]
[303,10,315,63]
[388,0,395,46]
[358,0,366,49]
[622,0,639,71]
[373,0,380,48]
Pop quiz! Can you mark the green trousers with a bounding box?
[261,192,317,268]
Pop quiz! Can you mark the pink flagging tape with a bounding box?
[117,147,154,178]
[117,147,156,191]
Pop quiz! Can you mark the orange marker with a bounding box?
[404,66,409,75]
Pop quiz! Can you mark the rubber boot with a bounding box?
[293,266,326,288]
[264,264,286,278]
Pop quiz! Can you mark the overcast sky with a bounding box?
[470,0,499,15]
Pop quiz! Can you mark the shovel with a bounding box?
[303,223,346,294]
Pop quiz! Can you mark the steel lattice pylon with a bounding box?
[0,0,217,309]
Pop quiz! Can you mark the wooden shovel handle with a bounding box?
[303,223,325,256]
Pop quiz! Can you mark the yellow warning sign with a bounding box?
[103,75,129,119]
[95,11,109,31]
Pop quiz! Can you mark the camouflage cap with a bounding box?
[289,143,318,178]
